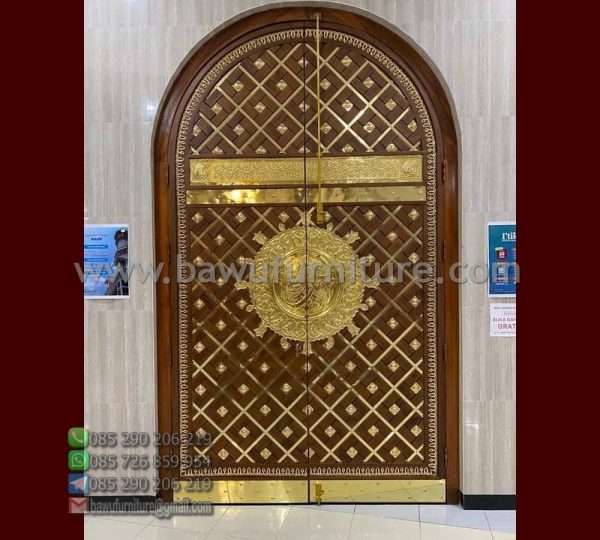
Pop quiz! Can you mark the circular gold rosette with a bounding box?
[235,215,378,353]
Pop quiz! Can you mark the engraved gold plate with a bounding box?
[189,155,423,185]
[235,214,378,351]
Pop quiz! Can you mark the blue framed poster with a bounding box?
[488,221,516,297]
[84,224,129,299]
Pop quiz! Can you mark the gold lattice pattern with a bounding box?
[189,34,424,157]
[186,205,431,475]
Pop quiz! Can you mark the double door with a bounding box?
[157,11,449,504]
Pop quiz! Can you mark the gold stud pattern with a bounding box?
[260,405,271,415]
[217,406,228,417]
[408,208,420,220]
[363,77,375,88]
[368,425,379,436]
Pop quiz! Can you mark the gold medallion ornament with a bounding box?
[235,213,378,353]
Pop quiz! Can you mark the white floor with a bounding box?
[84,504,516,539]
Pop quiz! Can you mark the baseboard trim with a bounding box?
[460,493,516,510]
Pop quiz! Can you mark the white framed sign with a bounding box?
[83,224,129,299]
[490,303,516,337]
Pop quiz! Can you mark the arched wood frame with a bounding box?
[153,3,460,504]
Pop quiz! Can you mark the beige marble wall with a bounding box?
[84,0,516,495]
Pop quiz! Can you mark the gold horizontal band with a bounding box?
[173,479,445,503]
[189,155,423,186]
[186,186,425,205]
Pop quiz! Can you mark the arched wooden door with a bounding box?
[154,5,459,504]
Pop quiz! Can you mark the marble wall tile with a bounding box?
[84,0,516,496]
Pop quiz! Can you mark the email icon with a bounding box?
[69,497,89,514]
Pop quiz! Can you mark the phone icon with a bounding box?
[68,427,89,448]
[68,450,90,471]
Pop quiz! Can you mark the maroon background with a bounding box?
[1,1,594,538]
[3,2,83,538]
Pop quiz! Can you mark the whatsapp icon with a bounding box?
[68,450,90,471]
[68,427,89,448]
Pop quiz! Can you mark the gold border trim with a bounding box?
[185,186,425,205]
[189,155,423,186]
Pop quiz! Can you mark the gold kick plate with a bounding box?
[174,479,445,504]
[173,480,307,504]
[309,479,446,504]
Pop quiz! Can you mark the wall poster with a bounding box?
[488,221,516,297]
[490,303,516,337]
[83,224,129,299]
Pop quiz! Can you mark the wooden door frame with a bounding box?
[153,2,460,504]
